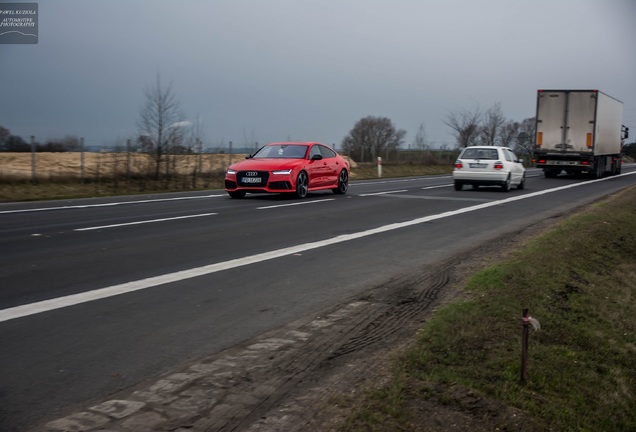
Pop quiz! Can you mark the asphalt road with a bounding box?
[1,166,635,431]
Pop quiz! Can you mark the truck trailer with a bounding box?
[533,89,625,178]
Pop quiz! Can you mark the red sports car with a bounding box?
[224,142,350,199]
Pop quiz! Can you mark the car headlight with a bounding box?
[272,169,292,175]
[227,169,236,175]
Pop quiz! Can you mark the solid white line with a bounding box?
[422,184,453,190]
[359,190,408,196]
[257,199,335,210]
[352,176,451,186]
[1,171,634,323]
[0,195,225,215]
[74,213,217,231]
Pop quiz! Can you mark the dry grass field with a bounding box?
[0,152,450,202]
[0,152,246,180]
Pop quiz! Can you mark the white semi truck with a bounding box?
[533,89,627,178]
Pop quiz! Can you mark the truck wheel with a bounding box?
[544,169,559,178]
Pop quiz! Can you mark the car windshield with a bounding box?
[461,148,499,160]
[253,144,308,159]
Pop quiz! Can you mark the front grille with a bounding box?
[236,171,269,187]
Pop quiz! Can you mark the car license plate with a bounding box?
[241,177,261,184]
[469,163,487,168]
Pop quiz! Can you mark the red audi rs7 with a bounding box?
[224,142,350,199]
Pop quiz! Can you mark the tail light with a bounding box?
[494,161,504,169]
[454,160,463,169]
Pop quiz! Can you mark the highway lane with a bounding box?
[1,166,635,430]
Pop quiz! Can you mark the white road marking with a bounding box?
[257,199,335,210]
[0,194,224,215]
[74,213,217,231]
[422,184,453,189]
[358,190,408,196]
[352,176,451,186]
[1,171,634,323]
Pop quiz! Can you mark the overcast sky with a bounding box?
[1,0,635,151]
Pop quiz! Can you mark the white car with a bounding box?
[453,146,526,191]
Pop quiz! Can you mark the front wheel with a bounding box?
[295,171,308,198]
[332,170,349,195]
[228,191,246,199]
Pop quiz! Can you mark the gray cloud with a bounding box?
[1,0,635,150]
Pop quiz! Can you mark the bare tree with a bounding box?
[342,116,406,162]
[138,74,185,179]
[499,120,520,148]
[0,126,9,149]
[412,122,430,162]
[443,104,482,148]
[478,102,506,146]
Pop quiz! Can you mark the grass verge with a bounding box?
[341,186,636,431]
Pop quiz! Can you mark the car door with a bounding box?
[307,145,329,187]
[504,148,523,183]
[318,145,340,186]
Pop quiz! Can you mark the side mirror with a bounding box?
[311,154,323,161]
[245,155,252,159]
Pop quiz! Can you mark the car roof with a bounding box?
[265,142,320,146]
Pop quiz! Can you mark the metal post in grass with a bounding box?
[521,308,529,385]
[521,309,540,385]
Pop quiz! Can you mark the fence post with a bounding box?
[30,135,36,182]
[197,139,202,174]
[80,137,85,183]
[126,139,131,181]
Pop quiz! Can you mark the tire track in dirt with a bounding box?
[212,265,456,431]
[328,269,450,359]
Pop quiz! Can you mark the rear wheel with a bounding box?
[517,174,526,190]
[332,169,349,195]
[454,181,463,191]
[544,169,559,178]
[501,175,511,192]
[295,171,308,198]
